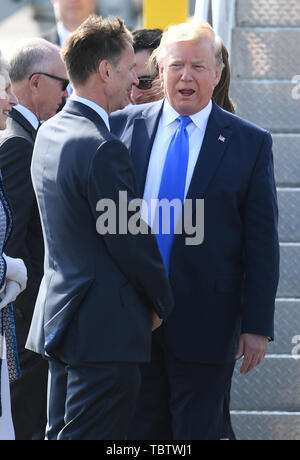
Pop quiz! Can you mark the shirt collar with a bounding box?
[162,99,213,132]
[57,21,71,47]
[13,104,40,131]
[70,94,110,131]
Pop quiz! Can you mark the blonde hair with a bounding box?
[152,20,224,70]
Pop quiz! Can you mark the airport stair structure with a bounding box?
[229,0,300,440]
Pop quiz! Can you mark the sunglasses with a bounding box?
[137,75,158,90]
[29,72,69,92]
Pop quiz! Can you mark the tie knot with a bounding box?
[178,116,192,129]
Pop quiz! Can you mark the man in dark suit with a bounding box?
[0,37,69,440]
[43,0,98,47]
[110,20,280,440]
[26,15,173,441]
[43,0,98,108]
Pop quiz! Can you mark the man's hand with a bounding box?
[152,310,163,332]
[3,254,27,292]
[235,333,269,375]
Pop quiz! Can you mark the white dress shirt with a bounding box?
[13,104,39,131]
[70,94,110,131]
[57,21,71,47]
[142,99,212,227]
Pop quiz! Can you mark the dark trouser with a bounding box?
[127,329,236,441]
[10,313,48,440]
[46,358,141,440]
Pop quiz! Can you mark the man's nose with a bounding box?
[10,92,18,107]
[132,70,139,87]
[181,65,193,81]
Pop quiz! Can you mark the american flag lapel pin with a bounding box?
[218,135,226,143]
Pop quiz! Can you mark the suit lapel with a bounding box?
[186,103,233,201]
[10,108,37,141]
[63,100,109,133]
[130,100,164,195]
[172,103,233,248]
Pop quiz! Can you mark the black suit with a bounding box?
[110,100,279,440]
[42,27,67,111]
[26,100,174,440]
[42,26,60,46]
[0,109,48,440]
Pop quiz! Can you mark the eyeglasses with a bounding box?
[137,75,158,90]
[29,72,69,92]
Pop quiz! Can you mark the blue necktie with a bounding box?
[155,116,192,274]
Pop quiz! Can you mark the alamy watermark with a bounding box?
[95,191,204,246]
[292,335,300,360]
[292,75,300,100]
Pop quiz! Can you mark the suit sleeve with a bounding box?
[0,137,36,257]
[242,132,280,339]
[87,138,174,320]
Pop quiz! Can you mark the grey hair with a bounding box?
[9,38,61,83]
[214,34,225,71]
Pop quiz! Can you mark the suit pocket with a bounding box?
[214,275,242,294]
[44,279,94,355]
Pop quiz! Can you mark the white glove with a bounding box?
[3,254,27,293]
[0,280,22,311]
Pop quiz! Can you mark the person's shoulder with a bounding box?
[214,103,269,136]
[0,118,32,150]
[110,104,141,122]
[111,100,163,121]
[110,101,163,137]
[41,26,59,45]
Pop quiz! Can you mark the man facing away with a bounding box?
[44,0,99,47]
[0,38,68,440]
[26,15,173,441]
[110,20,280,440]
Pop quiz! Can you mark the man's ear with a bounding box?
[29,74,40,92]
[98,60,111,82]
[213,68,222,89]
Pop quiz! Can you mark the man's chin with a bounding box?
[117,98,131,111]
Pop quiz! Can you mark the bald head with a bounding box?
[10,38,63,83]
[9,38,68,121]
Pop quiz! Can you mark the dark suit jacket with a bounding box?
[110,100,280,364]
[42,26,60,46]
[42,27,68,111]
[0,109,44,325]
[26,100,174,364]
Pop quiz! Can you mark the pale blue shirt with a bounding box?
[57,21,71,47]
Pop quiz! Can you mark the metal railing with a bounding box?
[194,0,236,57]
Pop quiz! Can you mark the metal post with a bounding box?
[194,0,211,21]
[211,0,235,53]
[194,0,235,59]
